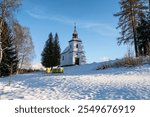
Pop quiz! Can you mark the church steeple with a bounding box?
[72,23,78,38]
[74,23,77,32]
[61,23,86,66]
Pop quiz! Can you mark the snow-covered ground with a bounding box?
[0,62,150,100]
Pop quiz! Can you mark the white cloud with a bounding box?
[26,9,117,37]
[26,10,75,24]
[78,22,117,37]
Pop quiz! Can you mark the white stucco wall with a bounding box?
[60,35,86,66]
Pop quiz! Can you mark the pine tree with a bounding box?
[2,37,18,75]
[137,12,150,56]
[114,0,147,57]
[0,22,18,76]
[53,33,61,66]
[41,32,54,68]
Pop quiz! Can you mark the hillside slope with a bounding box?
[0,63,150,100]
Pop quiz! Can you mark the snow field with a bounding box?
[0,63,150,100]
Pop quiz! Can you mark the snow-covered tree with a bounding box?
[80,43,86,64]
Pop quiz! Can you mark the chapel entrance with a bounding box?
[75,57,79,65]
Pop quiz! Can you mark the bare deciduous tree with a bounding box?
[13,21,35,70]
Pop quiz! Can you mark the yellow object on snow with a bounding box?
[52,67,64,73]
[46,68,51,74]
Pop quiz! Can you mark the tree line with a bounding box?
[0,0,35,77]
[114,0,150,57]
[41,32,61,69]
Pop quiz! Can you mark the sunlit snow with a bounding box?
[0,63,150,100]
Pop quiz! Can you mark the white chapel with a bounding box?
[60,25,86,66]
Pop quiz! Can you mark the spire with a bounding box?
[72,23,78,38]
[74,23,77,32]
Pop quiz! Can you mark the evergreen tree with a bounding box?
[137,12,150,56]
[114,0,147,57]
[41,32,54,68]
[53,33,61,66]
[148,0,150,12]
[0,0,22,64]
[0,22,18,76]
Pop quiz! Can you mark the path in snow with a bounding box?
[0,63,150,100]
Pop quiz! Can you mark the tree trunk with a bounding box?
[149,0,150,12]
[0,0,7,63]
[0,13,3,64]
[19,54,25,70]
[129,2,138,57]
[132,17,138,57]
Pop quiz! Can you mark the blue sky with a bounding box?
[16,0,127,64]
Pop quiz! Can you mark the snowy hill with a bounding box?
[0,62,150,100]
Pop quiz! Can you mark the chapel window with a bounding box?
[76,44,78,48]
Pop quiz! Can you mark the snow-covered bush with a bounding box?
[97,57,144,70]
[114,56,143,67]
[18,69,38,74]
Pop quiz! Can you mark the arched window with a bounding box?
[76,44,78,48]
